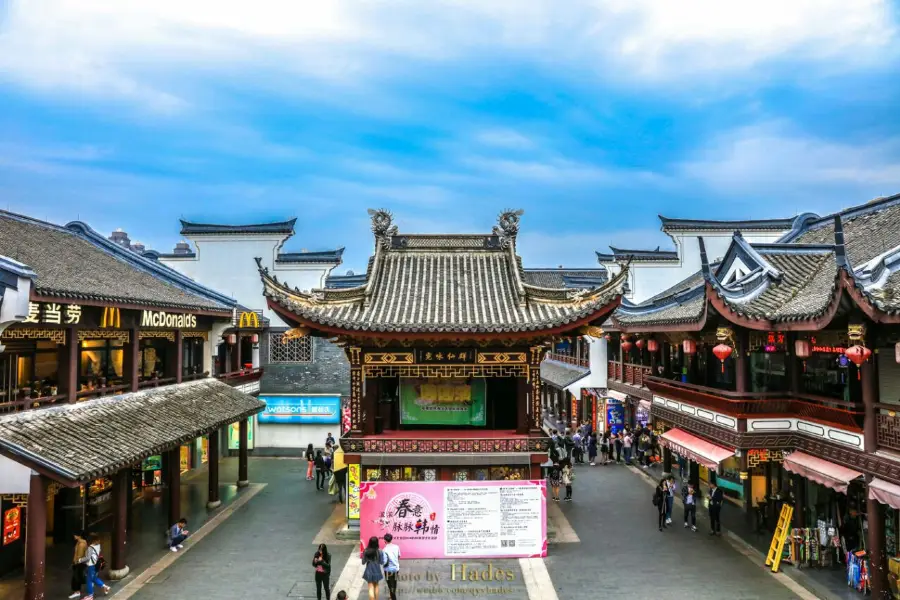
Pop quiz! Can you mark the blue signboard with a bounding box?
[606,400,625,436]
[258,395,341,424]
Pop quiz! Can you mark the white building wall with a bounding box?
[255,423,334,452]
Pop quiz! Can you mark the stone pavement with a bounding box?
[544,462,803,599]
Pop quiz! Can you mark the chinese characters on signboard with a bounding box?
[414,349,475,364]
[3,507,21,545]
[22,302,82,325]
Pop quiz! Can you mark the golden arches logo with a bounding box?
[239,311,260,329]
[101,307,121,328]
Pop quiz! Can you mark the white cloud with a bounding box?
[680,122,900,194]
[0,0,894,109]
[474,129,537,150]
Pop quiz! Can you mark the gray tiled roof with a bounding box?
[276,248,345,264]
[180,219,297,235]
[659,215,799,231]
[0,379,265,484]
[325,273,368,289]
[261,213,628,334]
[614,293,706,328]
[522,269,608,288]
[0,212,232,312]
[540,360,589,389]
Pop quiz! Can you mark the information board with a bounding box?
[360,480,547,559]
[258,395,341,424]
[399,378,486,426]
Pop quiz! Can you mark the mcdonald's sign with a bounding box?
[239,311,260,329]
[101,306,121,328]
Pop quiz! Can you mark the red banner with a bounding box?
[3,507,21,545]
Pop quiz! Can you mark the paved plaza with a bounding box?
[28,457,821,600]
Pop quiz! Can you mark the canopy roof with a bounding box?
[180,218,297,236]
[261,209,628,338]
[0,379,265,485]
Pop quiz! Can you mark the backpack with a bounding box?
[652,491,660,507]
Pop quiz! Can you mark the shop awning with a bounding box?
[782,451,862,494]
[869,478,900,510]
[607,390,629,402]
[659,428,734,471]
[638,399,652,412]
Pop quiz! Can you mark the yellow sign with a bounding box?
[101,306,121,328]
[348,463,361,520]
[23,302,82,325]
[238,311,260,328]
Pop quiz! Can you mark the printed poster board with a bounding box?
[360,480,547,559]
[399,378,486,426]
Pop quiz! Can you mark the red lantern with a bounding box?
[621,339,633,353]
[712,343,733,373]
[844,345,871,367]
[682,339,697,354]
[635,339,645,350]
[647,339,659,353]
[794,339,810,360]
[227,333,237,345]
[604,334,612,342]
[251,333,259,344]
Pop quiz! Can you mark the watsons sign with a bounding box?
[141,310,197,329]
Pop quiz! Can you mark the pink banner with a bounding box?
[359,480,547,559]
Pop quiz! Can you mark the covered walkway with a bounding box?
[0,379,264,600]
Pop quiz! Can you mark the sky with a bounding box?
[1,1,900,274]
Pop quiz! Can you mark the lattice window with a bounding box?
[269,332,313,363]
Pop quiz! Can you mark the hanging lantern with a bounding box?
[227,333,237,345]
[604,334,612,342]
[647,339,659,353]
[635,338,645,350]
[251,333,259,344]
[895,341,900,364]
[621,339,633,353]
[844,345,872,367]
[683,339,697,355]
[794,339,811,360]
[712,343,733,373]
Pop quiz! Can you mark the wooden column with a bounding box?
[24,473,47,600]
[677,344,685,382]
[166,330,183,383]
[662,447,672,476]
[792,474,806,529]
[207,431,221,509]
[735,329,750,393]
[60,327,79,403]
[235,335,243,371]
[238,419,249,487]
[166,447,181,526]
[124,328,140,392]
[786,332,801,395]
[741,453,753,525]
[110,468,130,579]
[861,345,878,454]
[516,376,530,435]
[867,477,890,599]
[362,377,378,435]
[661,342,671,378]
[649,341,658,377]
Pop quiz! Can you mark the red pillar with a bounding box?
[207,431,221,509]
[24,473,47,600]
[735,329,749,393]
[862,355,878,453]
[166,447,181,527]
[60,327,79,403]
[110,468,130,579]
[124,328,140,392]
[238,419,249,487]
[234,335,243,371]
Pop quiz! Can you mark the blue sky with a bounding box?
[1,1,900,273]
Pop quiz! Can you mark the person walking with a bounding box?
[306,443,315,481]
[562,462,575,502]
[69,531,88,599]
[665,475,676,525]
[312,543,332,600]
[361,536,385,600]
[84,533,110,598]
[682,483,699,531]
[653,482,667,532]
[315,450,327,491]
[323,443,334,477]
[614,432,623,463]
[548,464,562,502]
[709,481,724,536]
[587,432,598,466]
[382,533,401,600]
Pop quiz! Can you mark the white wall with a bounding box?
[0,456,31,494]
[256,423,335,450]
[160,233,339,325]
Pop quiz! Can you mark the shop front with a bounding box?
[255,394,342,453]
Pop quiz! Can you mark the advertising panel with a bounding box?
[606,400,625,435]
[360,480,547,559]
[399,378,486,426]
[3,507,21,545]
[258,395,341,424]
[227,417,255,450]
[348,463,361,520]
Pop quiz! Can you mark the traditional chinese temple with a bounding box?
[260,209,628,524]
[603,193,900,597]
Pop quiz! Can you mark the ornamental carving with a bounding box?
[139,331,176,342]
[363,364,528,379]
[183,331,209,340]
[368,208,399,249]
[1,327,66,344]
[340,436,550,454]
[0,494,27,508]
[78,330,130,343]
[476,352,527,364]
[492,209,524,249]
[364,352,415,365]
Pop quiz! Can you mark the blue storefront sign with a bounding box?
[258,395,341,424]
[606,400,625,436]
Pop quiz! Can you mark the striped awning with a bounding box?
[783,451,862,494]
[659,428,734,471]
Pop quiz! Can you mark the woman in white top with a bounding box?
[84,533,111,597]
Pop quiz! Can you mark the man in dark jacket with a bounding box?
[562,429,575,462]
[709,482,724,536]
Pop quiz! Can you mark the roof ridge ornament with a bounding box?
[834,214,852,271]
[367,208,398,249]
[493,209,524,249]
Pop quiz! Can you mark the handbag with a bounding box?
[327,475,337,495]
